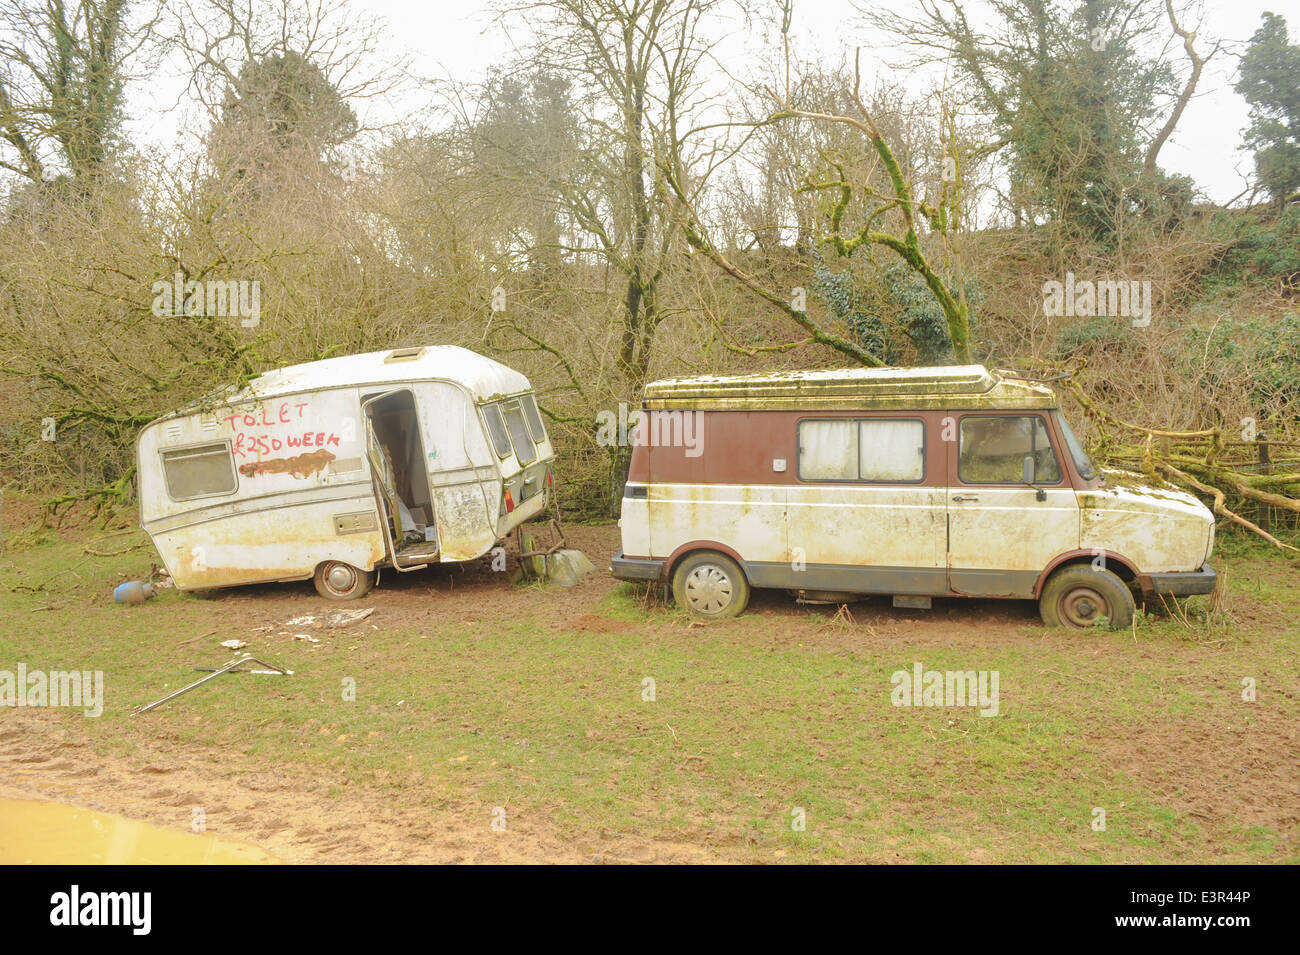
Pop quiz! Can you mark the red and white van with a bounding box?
[610,365,1216,628]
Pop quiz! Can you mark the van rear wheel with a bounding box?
[1039,565,1134,630]
[314,561,375,600]
[671,551,750,619]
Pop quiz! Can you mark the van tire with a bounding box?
[314,561,376,600]
[671,551,750,619]
[1039,565,1134,630]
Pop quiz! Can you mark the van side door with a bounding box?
[783,412,947,595]
[946,412,1081,597]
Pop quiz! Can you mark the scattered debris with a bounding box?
[176,629,219,647]
[514,520,595,586]
[279,607,375,630]
[292,633,320,643]
[132,655,293,715]
[544,549,596,587]
[113,580,156,604]
[220,639,248,650]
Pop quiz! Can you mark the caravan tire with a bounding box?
[314,561,376,600]
[671,551,750,619]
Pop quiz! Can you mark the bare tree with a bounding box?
[0,0,163,186]
[491,0,729,390]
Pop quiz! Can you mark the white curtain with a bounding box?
[799,420,857,479]
[859,419,925,481]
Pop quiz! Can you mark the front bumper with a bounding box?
[1143,562,1217,597]
[610,549,665,582]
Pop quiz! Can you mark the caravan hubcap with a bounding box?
[685,565,733,614]
[326,563,357,593]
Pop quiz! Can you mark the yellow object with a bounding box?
[0,798,279,864]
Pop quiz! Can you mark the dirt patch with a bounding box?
[0,711,716,864]
[1096,706,1300,838]
[566,614,634,634]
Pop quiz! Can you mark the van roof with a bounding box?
[163,346,532,418]
[642,364,1057,411]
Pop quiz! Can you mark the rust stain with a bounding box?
[180,567,303,589]
[238,449,336,479]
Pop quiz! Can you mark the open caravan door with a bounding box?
[412,382,504,562]
[362,389,440,571]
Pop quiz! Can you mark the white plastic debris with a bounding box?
[279,608,374,629]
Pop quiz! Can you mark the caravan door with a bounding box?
[413,382,501,561]
[362,389,438,570]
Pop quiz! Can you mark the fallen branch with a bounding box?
[1158,463,1298,552]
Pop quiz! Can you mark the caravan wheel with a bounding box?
[314,561,376,600]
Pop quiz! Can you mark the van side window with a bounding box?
[959,415,1062,484]
[859,419,925,481]
[799,419,857,480]
[482,404,513,458]
[798,418,925,482]
[161,443,237,500]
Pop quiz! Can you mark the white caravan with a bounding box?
[138,346,555,598]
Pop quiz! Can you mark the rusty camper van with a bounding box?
[137,346,555,598]
[610,365,1217,628]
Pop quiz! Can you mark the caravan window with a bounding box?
[161,443,237,500]
[502,400,537,464]
[521,394,548,443]
[482,404,513,458]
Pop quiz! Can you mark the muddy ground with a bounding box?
[2,521,1297,864]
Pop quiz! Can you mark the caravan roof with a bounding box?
[160,346,532,420]
[240,346,531,402]
[641,364,1057,411]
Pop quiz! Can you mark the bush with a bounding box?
[809,251,979,365]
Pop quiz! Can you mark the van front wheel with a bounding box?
[671,551,750,619]
[1039,565,1134,630]
[314,561,376,600]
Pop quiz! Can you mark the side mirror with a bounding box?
[1023,455,1047,501]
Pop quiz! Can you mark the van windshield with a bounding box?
[1055,412,1097,480]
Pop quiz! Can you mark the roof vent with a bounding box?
[384,347,426,363]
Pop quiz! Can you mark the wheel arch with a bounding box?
[1034,549,1139,597]
[663,540,749,582]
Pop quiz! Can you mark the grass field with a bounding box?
[1,498,1297,863]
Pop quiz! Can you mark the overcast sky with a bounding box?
[127,0,1280,204]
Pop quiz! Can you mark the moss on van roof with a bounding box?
[642,365,1058,411]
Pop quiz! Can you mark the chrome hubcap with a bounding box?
[685,564,733,614]
[326,564,356,592]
